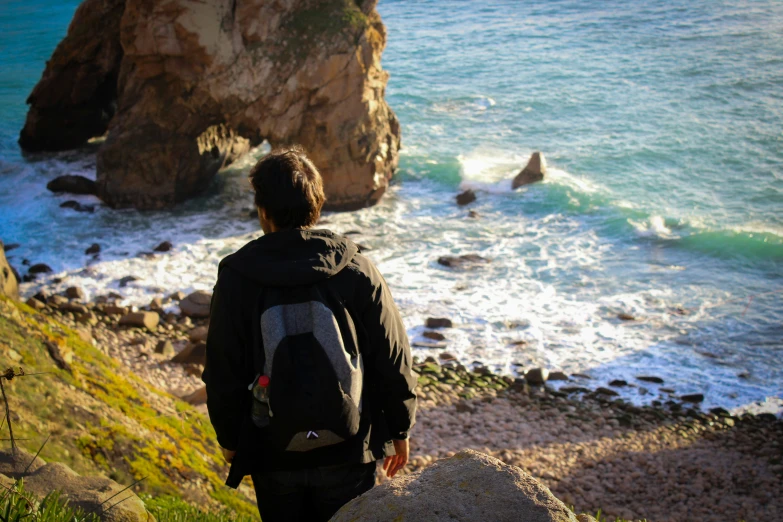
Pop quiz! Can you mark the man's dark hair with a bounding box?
[249,146,325,229]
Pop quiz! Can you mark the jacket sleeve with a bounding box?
[202,269,251,451]
[359,260,418,440]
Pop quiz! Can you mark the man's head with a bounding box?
[248,146,325,233]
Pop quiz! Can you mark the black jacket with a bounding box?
[202,229,417,487]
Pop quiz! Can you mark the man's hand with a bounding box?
[383,439,409,478]
[221,447,236,464]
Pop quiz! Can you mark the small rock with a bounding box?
[59,200,95,213]
[65,286,84,300]
[609,379,628,387]
[467,210,480,218]
[153,241,173,252]
[182,386,207,405]
[119,312,160,330]
[525,368,549,385]
[46,175,96,195]
[168,291,186,302]
[637,376,664,384]
[47,295,68,307]
[437,254,489,269]
[184,364,204,377]
[149,297,164,310]
[44,341,72,371]
[25,297,46,310]
[77,312,98,326]
[438,352,458,362]
[155,340,175,356]
[102,304,129,316]
[171,342,206,365]
[59,302,89,315]
[425,317,453,328]
[423,331,446,341]
[561,386,591,394]
[188,326,209,343]
[119,275,139,288]
[28,263,52,275]
[681,393,704,403]
[85,243,101,255]
[595,387,620,397]
[412,341,447,349]
[548,371,568,381]
[456,189,477,206]
[617,313,636,321]
[512,152,546,189]
[179,291,212,318]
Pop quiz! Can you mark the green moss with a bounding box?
[277,0,369,63]
[0,296,255,514]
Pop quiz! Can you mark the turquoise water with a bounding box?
[0,0,781,412]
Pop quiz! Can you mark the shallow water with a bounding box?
[0,0,781,413]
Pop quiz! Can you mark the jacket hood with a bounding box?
[220,229,359,287]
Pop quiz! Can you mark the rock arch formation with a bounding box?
[20,0,400,211]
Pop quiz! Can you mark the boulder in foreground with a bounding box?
[331,449,578,522]
[0,448,150,522]
[513,152,547,189]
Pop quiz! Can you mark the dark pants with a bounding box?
[251,461,376,522]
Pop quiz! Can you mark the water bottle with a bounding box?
[250,375,272,428]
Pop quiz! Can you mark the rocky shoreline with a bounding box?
[16,281,783,522]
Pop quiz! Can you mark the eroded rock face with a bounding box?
[22,0,401,211]
[19,0,125,151]
[331,449,578,522]
[0,241,19,301]
[513,151,547,189]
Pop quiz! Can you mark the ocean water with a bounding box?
[0,0,781,413]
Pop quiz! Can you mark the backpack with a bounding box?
[252,284,364,453]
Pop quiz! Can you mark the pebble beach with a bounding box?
[22,283,783,522]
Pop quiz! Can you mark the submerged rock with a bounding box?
[22,0,400,211]
[422,331,446,341]
[332,450,578,522]
[84,243,101,255]
[46,175,97,195]
[59,200,95,212]
[456,189,477,206]
[28,263,52,275]
[425,317,453,328]
[437,254,490,269]
[512,152,547,189]
[153,241,172,252]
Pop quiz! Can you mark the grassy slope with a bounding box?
[0,296,257,519]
